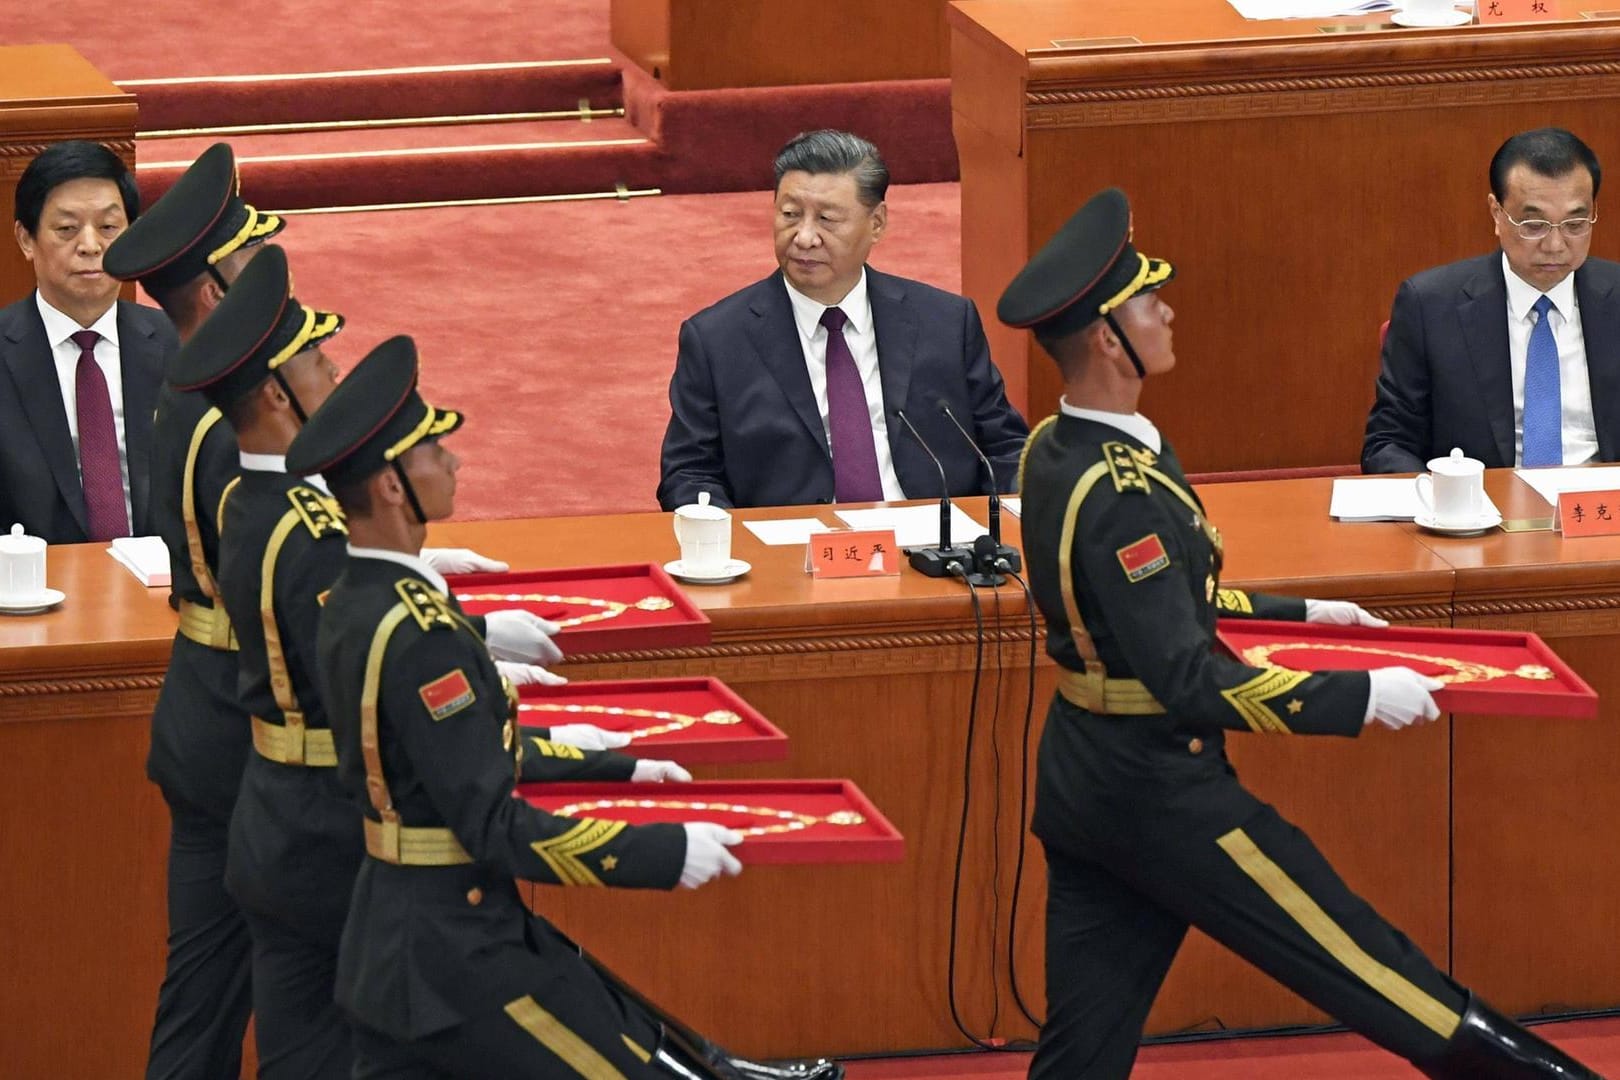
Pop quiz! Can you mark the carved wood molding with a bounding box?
[0,674,161,723]
[1026,65,1620,128]
[1453,593,1620,637]
[0,138,135,157]
[1368,604,1453,626]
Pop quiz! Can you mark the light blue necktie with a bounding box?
[1521,294,1562,467]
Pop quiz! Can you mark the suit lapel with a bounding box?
[1457,257,1516,466]
[118,303,160,533]
[1576,264,1620,461]
[1,299,88,534]
[747,272,830,457]
[869,269,917,456]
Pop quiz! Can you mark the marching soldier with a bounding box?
[102,143,281,1079]
[288,336,842,1079]
[998,188,1600,1079]
[170,247,666,1077]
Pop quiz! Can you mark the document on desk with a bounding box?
[1225,0,1394,16]
[1329,477,1424,521]
[107,535,172,587]
[1002,497,1021,518]
[741,518,833,546]
[835,505,990,550]
[1513,466,1620,507]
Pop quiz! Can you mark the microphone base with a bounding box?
[908,546,974,578]
[985,543,1022,574]
[962,571,1006,588]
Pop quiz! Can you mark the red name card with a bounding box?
[1478,0,1561,21]
[1557,490,1620,536]
[806,530,899,577]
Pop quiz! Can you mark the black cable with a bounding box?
[980,575,1006,1040]
[1001,567,1045,1031]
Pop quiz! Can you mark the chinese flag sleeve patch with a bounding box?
[419,669,476,721]
[1116,533,1171,583]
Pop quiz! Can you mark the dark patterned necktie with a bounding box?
[820,306,883,503]
[69,329,129,540]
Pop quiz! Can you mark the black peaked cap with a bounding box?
[168,244,343,406]
[285,335,464,488]
[104,143,284,290]
[996,187,1175,342]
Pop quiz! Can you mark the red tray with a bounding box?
[1215,619,1598,719]
[516,779,905,864]
[517,678,788,764]
[447,564,710,654]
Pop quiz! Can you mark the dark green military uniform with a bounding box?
[104,141,283,1080]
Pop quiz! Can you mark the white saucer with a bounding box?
[0,587,65,615]
[1391,7,1472,27]
[664,558,751,585]
[1414,511,1502,537]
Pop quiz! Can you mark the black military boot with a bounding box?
[1418,994,1604,1079]
[651,1025,844,1080]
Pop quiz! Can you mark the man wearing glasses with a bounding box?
[1363,127,1618,473]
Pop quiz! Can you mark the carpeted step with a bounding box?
[137,116,661,210]
[127,59,623,132]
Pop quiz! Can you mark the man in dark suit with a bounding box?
[658,129,1028,510]
[1,140,176,541]
[1364,128,1620,474]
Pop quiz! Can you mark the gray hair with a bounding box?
[773,130,890,208]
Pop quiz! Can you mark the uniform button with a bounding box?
[466,888,483,906]
[1187,737,1204,755]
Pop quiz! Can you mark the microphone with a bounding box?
[937,399,1023,580]
[894,408,971,579]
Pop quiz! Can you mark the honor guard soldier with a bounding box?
[289,337,842,1080]
[171,248,649,1078]
[103,142,281,1080]
[999,188,1600,1079]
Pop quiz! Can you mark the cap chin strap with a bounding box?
[272,371,309,424]
[206,264,230,292]
[1103,312,1147,379]
[391,462,429,525]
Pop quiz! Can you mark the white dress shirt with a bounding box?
[347,544,446,594]
[1502,254,1597,466]
[1060,397,1163,453]
[36,291,132,525]
[783,270,907,502]
[238,451,329,494]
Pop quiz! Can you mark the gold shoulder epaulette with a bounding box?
[395,577,458,632]
[1103,441,1151,494]
[1017,413,1060,495]
[287,485,348,538]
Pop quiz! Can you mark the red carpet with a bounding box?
[843,1017,1620,1078]
[159,182,964,522]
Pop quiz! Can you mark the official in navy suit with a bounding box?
[658,130,1028,510]
[1364,128,1620,474]
[1,140,174,542]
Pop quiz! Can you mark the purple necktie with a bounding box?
[821,306,883,503]
[70,329,129,540]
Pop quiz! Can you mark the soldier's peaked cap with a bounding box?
[285,335,463,488]
[168,244,344,405]
[103,143,283,290]
[996,187,1174,342]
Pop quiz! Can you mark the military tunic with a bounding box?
[317,555,687,1078]
[219,476,637,1078]
[1020,412,1467,1079]
[144,385,253,1080]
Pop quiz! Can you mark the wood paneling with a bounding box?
[0,45,137,306]
[612,1,953,90]
[950,2,1620,471]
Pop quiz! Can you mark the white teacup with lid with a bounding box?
[672,491,732,573]
[1415,448,1486,527]
[0,523,47,603]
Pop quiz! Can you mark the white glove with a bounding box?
[1305,599,1389,628]
[420,547,509,574]
[1365,667,1444,730]
[494,660,567,687]
[632,759,692,783]
[680,822,743,889]
[485,609,564,665]
[547,724,631,751]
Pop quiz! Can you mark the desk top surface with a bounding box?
[9,473,1620,675]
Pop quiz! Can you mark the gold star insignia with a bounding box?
[1286,699,1304,715]
[600,855,618,872]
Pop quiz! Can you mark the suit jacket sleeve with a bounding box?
[961,299,1030,492]
[1362,279,1432,474]
[658,317,735,510]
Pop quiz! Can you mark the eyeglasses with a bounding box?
[1501,210,1597,241]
